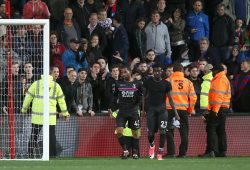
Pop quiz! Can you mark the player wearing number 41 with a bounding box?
[165,63,197,158]
[143,65,179,160]
[108,66,144,159]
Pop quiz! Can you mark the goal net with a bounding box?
[0,20,50,160]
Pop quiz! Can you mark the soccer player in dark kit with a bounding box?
[144,65,179,160]
[108,66,144,159]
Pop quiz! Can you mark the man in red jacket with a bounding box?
[23,0,50,19]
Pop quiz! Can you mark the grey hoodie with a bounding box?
[145,21,172,57]
[76,81,93,112]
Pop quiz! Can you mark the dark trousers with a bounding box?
[207,108,228,155]
[124,136,140,157]
[166,110,189,156]
[28,124,57,157]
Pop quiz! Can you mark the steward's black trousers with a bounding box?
[166,110,189,156]
[207,108,229,155]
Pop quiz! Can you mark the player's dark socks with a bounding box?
[148,135,155,147]
[132,138,139,155]
[159,134,166,148]
[118,136,127,151]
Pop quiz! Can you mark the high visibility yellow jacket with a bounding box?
[200,72,213,110]
[166,72,197,114]
[21,75,69,125]
[208,71,231,113]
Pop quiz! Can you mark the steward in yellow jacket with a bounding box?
[198,64,213,157]
[200,64,213,111]
[22,75,69,157]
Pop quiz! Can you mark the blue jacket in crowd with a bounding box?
[186,10,209,41]
[62,49,89,75]
[238,51,250,63]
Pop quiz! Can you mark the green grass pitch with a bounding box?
[1,157,250,170]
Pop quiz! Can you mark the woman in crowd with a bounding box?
[86,34,102,66]
[50,31,66,77]
[168,8,186,62]
[130,17,147,60]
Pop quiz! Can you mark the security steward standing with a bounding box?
[204,65,231,157]
[165,63,197,157]
[22,75,69,158]
[198,64,214,157]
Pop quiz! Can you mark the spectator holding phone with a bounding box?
[186,0,209,62]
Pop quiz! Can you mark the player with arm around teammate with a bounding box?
[144,65,179,160]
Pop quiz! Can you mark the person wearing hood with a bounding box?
[198,63,213,157]
[201,64,231,157]
[22,75,69,158]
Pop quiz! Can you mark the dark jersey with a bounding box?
[110,79,143,114]
[105,76,117,106]
[144,77,172,106]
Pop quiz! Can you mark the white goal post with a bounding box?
[0,19,50,161]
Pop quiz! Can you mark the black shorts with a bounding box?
[116,111,140,130]
[147,105,168,133]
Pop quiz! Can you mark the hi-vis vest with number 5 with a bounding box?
[165,72,197,114]
[21,75,69,125]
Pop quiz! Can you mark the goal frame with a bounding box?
[0,19,50,161]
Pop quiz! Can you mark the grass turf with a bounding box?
[1,157,250,170]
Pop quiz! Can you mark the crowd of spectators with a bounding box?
[1,0,250,114]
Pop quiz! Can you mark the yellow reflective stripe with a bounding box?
[172,92,187,95]
[189,103,195,107]
[52,82,56,98]
[34,95,43,98]
[210,89,231,95]
[189,93,196,96]
[209,101,222,105]
[209,89,224,94]
[166,102,189,107]
[209,101,230,105]
[60,110,68,113]
[204,79,211,82]
[36,80,40,95]
[32,81,59,100]
[27,91,35,97]
[32,111,57,115]
[32,95,57,100]
[210,89,231,94]
[200,106,208,109]
[56,94,64,99]
[200,92,208,96]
